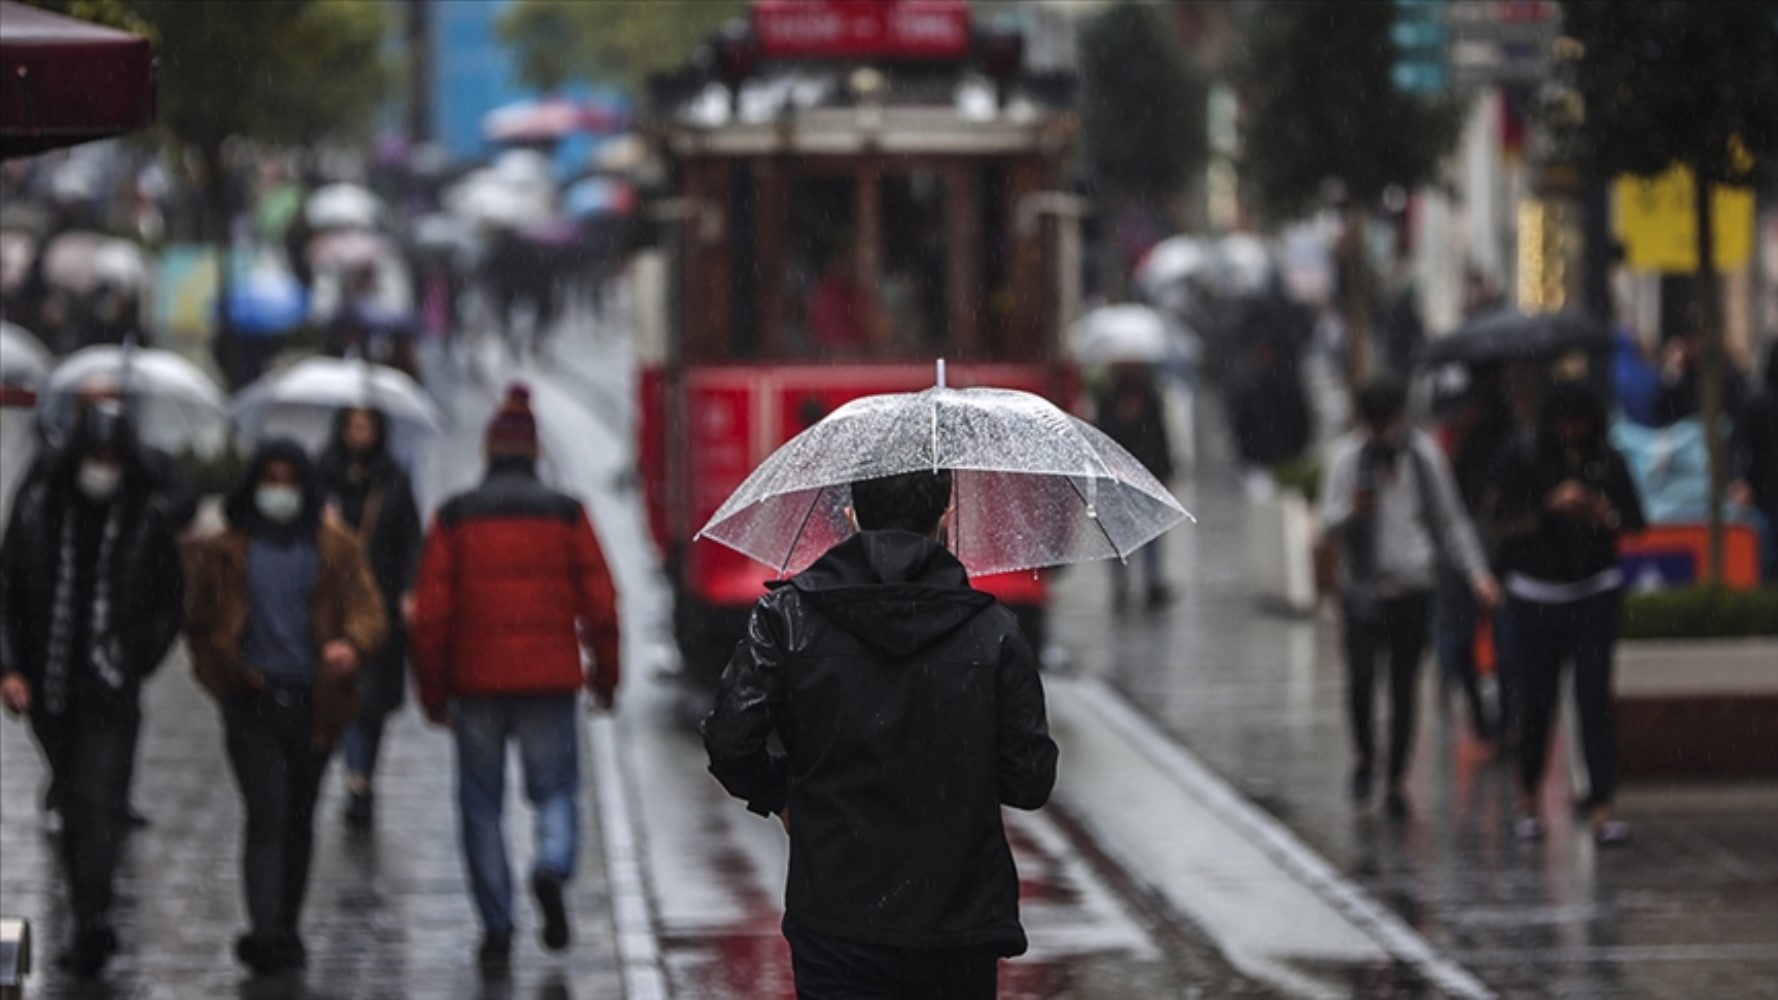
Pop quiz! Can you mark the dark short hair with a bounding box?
[1357,381,1408,429]
[850,469,953,535]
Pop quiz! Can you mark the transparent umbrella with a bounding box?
[698,367,1193,578]
[232,355,443,434]
[40,343,229,454]
[1,320,52,388]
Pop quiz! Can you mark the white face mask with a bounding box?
[77,461,123,501]
[255,485,303,524]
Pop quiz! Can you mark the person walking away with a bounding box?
[1730,345,1778,581]
[1320,382,1501,818]
[185,438,387,975]
[1094,363,1178,610]
[316,407,423,833]
[703,469,1059,999]
[1436,365,1518,751]
[410,384,621,974]
[1229,336,1313,500]
[0,402,185,976]
[1491,381,1646,845]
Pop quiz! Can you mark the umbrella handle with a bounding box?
[936,358,946,388]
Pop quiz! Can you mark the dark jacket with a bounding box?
[316,429,423,716]
[1230,364,1312,467]
[1490,386,1647,585]
[1094,370,1175,481]
[701,530,1058,955]
[185,440,386,749]
[410,459,619,716]
[0,430,185,706]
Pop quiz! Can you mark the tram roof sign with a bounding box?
[752,0,972,62]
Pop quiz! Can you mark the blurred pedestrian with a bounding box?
[1492,382,1646,845]
[410,384,621,974]
[0,402,185,977]
[1651,327,1747,427]
[1093,363,1176,611]
[1730,345,1778,581]
[316,407,423,834]
[185,438,386,975]
[1320,382,1500,818]
[1435,365,1517,750]
[702,469,1058,1000]
[1229,337,1313,501]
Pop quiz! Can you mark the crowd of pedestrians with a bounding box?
[0,383,623,980]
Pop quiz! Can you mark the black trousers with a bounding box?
[31,697,140,931]
[222,691,331,942]
[782,917,1000,1000]
[1342,591,1433,786]
[1512,590,1623,807]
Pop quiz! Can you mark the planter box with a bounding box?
[1615,639,1778,779]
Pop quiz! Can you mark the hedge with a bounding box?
[1620,586,1778,640]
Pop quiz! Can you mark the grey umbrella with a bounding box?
[697,366,1193,578]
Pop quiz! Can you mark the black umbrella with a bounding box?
[1419,309,1611,367]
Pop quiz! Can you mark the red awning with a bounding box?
[1,0,155,159]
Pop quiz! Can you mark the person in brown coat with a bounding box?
[186,437,385,976]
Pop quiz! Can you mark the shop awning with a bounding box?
[1,0,155,159]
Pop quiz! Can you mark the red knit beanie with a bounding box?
[485,383,539,459]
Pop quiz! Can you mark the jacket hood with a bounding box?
[225,437,323,538]
[787,530,994,657]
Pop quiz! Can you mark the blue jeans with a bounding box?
[453,695,581,934]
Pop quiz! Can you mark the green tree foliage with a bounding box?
[1235,1,1463,380]
[1236,1,1462,219]
[499,0,749,92]
[1557,1,1778,584]
[1078,2,1205,205]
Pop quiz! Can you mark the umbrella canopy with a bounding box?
[1213,233,1274,298]
[231,356,443,436]
[306,229,399,272]
[482,96,627,145]
[698,381,1192,578]
[0,320,51,386]
[0,229,35,295]
[40,344,228,453]
[1069,304,1179,366]
[226,268,308,335]
[305,183,385,231]
[42,231,148,293]
[0,0,155,159]
[1135,236,1211,304]
[445,173,552,230]
[564,176,637,220]
[1419,309,1611,368]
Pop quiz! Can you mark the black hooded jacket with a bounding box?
[701,530,1058,955]
[225,438,325,543]
[1490,384,1646,584]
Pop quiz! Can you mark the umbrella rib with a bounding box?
[1065,474,1125,562]
[778,485,828,577]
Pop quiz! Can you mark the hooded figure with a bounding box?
[0,402,185,976]
[1490,380,1645,847]
[186,437,385,976]
[702,469,1057,999]
[315,407,423,833]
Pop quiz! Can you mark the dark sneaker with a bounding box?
[56,926,118,978]
[1384,789,1410,822]
[122,804,151,829]
[235,931,301,976]
[1594,820,1631,847]
[532,871,571,951]
[1144,584,1176,611]
[344,789,374,834]
[1350,767,1373,805]
[477,931,513,975]
[1512,815,1545,842]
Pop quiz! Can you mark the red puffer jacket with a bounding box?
[411,465,619,714]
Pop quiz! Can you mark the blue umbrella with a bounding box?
[226,269,308,336]
[565,176,636,220]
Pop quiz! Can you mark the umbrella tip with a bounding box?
[936,358,946,388]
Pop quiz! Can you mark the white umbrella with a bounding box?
[231,356,443,436]
[0,230,37,296]
[1069,304,1179,367]
[1214,233,1274,298]
[698,370,1192,578]
[445,174,551,230]
[91,238,151,291]
[306,229,398,272]
[305,183,385,230]
[41,231,109,293]
[40,344,229,454]
[1,321,52,387]
[1136,236,1211,301]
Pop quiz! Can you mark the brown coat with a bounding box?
[186,521,387,749]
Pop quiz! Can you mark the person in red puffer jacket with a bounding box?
[410,382,620,974]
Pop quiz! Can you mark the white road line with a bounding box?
[591,714,669,1000]
[1068,677,1495,999]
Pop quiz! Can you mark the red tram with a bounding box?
[635,0,1084,683]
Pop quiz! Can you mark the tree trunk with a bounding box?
[1693,172,1725,585]
[1339,204,1373,388]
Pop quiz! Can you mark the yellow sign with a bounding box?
[1615,165,1754,272]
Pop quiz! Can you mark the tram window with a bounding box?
[730,161,760,358]
[980,163,1011,358]
[787,175,860,355]
[879,170,948,354]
